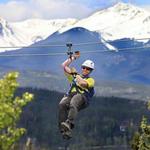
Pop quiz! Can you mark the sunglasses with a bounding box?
[82,66,92,71]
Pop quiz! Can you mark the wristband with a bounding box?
[70,56,76,60]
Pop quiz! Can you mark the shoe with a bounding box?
[61,122,71,132]
[62,130,72,140]
[61,122,72,140]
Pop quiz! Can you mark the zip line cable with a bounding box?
[0,44,149,57]
[0,44,66,49]
[0,42,103,48]
[0,52,66,57]
[0,37,150,49]
[107,37,150,42]
[81,45,150,54]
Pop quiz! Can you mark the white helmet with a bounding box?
[82,60,94,70]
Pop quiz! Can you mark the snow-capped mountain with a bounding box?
[12,18,77,43]
[0,2,150,93]
[0,17,13,36]
[0,18,77,52]
[59,2,150,41]
[1,2,150,53]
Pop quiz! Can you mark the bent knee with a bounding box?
[59,101,66,108]
[59,99,69,108]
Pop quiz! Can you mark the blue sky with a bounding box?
[0,0,150,6]
[0,0,150,21]
[0,0,149,6]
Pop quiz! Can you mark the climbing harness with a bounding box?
[68,75,95,100]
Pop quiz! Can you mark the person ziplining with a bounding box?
[58,44,95,140]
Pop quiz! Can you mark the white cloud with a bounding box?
[0,0,93,22]
[142,5,150,12]
[0,1,29,21]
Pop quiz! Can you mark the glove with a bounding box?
[73,51,80,59]
[70,67,78,77]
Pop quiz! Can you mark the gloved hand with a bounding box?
[70,67,78,77]
[73,51,80,59]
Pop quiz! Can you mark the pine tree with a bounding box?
[131,101,150,150]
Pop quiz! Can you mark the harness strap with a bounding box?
[68,75,89,95]
[68,79,80,94]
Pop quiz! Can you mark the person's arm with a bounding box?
[76,76,95,88]
[61,56,76,74]
[61,52,80,74]
[75,75,88,88]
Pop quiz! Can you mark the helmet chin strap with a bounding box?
[82,73,89,78]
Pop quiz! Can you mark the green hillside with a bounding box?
[15,88,149,150]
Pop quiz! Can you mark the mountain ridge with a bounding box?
[0,2,149,94]
[64,2,150,41]
[1,2,150,52]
